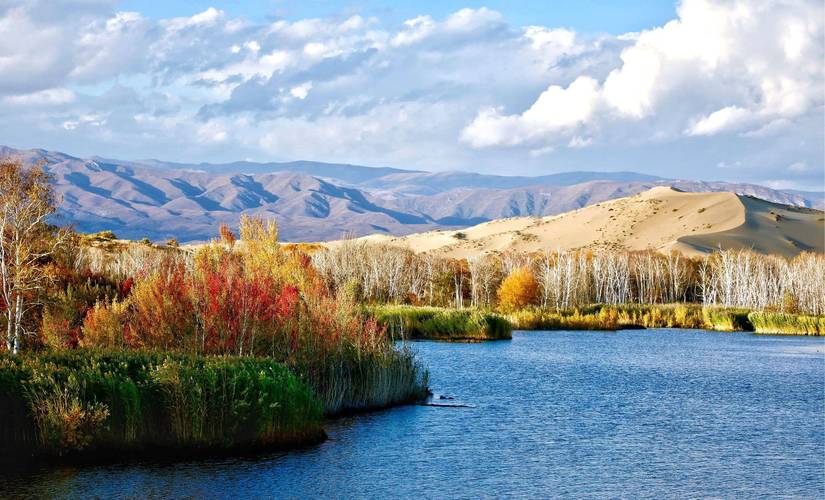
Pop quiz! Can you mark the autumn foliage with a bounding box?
[73,216,426,413]
[497,267,539,313]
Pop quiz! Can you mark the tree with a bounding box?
[497,267,539,312]
[0,159,66,353]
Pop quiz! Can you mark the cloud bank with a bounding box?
[0,0,822,188]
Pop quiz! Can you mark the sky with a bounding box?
[0,0,823,189]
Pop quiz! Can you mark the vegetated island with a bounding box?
[1,158,823,464]
[0,159,427,464]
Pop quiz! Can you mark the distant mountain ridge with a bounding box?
[1,145,821,242]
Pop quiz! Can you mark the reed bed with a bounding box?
[0,350,325,460]
[307,344,429,415]
[371,306,512,341]
[508,304,706,331]
[748,312,825,335]
[702,307,754,331]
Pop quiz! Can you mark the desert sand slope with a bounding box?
[335,187,824,258]
[676,195,825,257]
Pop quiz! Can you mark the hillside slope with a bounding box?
[2,145,822,242]
[348,187,825,258]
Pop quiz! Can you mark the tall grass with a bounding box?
[371,305,512,341]
[748,312,825,335]
[0,350,324,460]
[508,307,618,331]
[299,343,429,415]
[702,307,753,331]
[507,304,706,331]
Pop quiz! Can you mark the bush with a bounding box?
[0,350,325,460]
[748,311,825,335]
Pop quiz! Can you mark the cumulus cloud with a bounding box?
[462,0,824,151]
[0,0,821,187]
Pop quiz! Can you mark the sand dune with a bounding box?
[340,187,824,258]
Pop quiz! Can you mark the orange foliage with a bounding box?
[497,267,539,312]
[80,299,129,349]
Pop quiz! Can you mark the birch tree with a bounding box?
[1,160,66,353]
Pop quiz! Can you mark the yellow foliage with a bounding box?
[80,299,129,349]
[497,268,539,313]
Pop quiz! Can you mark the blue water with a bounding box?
[4,330,825,499]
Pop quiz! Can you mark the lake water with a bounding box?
[4,330,825,499]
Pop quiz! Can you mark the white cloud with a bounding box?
[461,76,600,147]
[686,106,753,136]
[0,1,820,187]
[788,161,809,172]
[290,82,313,100]
[462,0,824,150]
[3,88,76,106]
[391,16,435,46]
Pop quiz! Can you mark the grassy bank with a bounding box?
[370,306,512,341]
[703,307,754,331]
[0,350,325,461]
[748,312,825,335]
[370,304,822,336]
[508,304,707,331]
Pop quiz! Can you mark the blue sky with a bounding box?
[1,0,822,189]
[121,0,679,34]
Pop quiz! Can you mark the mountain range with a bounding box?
[2,145,822,242]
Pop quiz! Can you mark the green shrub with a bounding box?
[0,350,325,460]
[371,306,512,341]
[748,312,825,335]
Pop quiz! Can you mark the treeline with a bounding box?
[313,240,825,315]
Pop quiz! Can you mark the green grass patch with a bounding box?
[748,311,825,335]
[370,306,512,341]
[0,350,325,461]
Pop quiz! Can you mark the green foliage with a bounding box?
[0,350,324,459]
[371,305,512,341]
[703,307,754,331]
[748,312,825,335]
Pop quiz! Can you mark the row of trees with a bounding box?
[313,239,825,315]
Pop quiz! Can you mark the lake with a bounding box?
[4,329,824,498]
